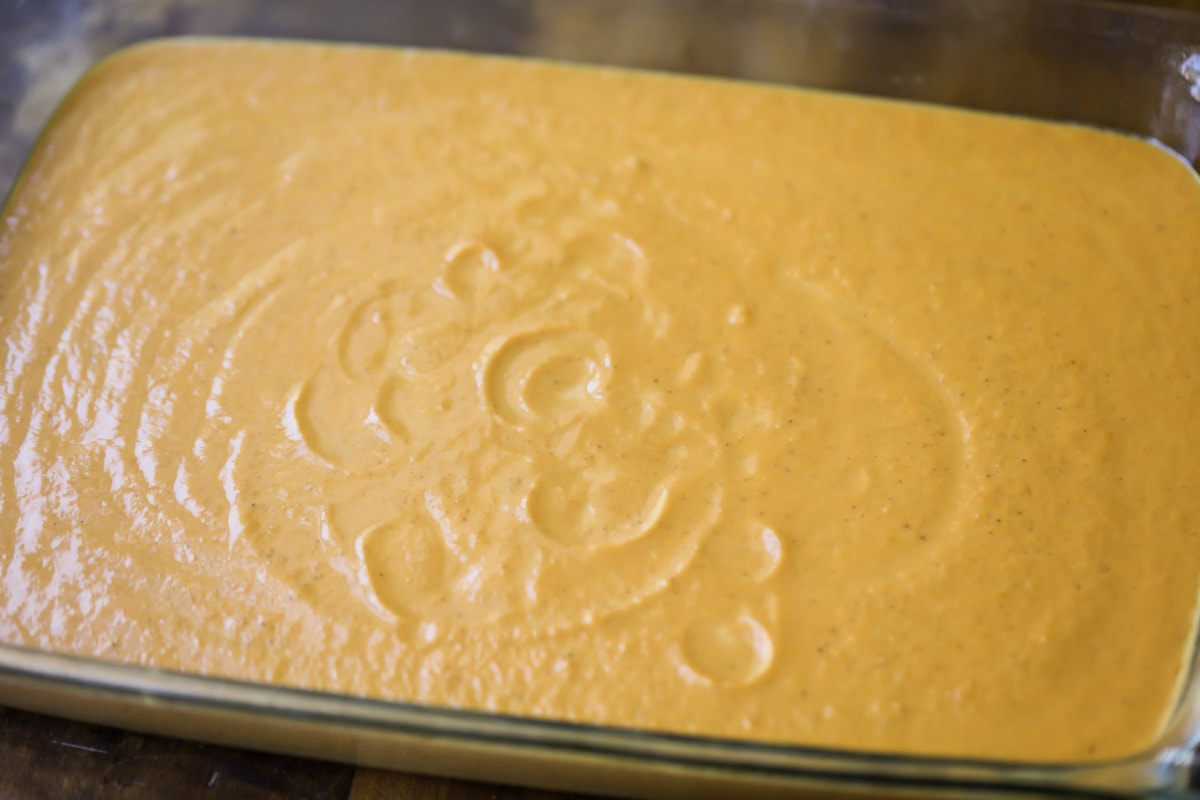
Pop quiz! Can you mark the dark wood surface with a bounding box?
[0,705,591,799]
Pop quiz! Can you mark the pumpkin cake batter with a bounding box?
[1,40,1199,763]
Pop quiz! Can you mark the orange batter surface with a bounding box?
[2,40,1199,762]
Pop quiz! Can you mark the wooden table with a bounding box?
[0,705,591,799]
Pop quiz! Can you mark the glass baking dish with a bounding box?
[2,0,1200,796]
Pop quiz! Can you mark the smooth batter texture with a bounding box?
[2,40,1200,763]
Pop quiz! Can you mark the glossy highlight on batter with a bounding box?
[2,40,1200,763]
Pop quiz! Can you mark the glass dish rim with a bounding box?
[0,640,1176,794]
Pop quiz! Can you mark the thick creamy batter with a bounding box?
[2,40,1200,763]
